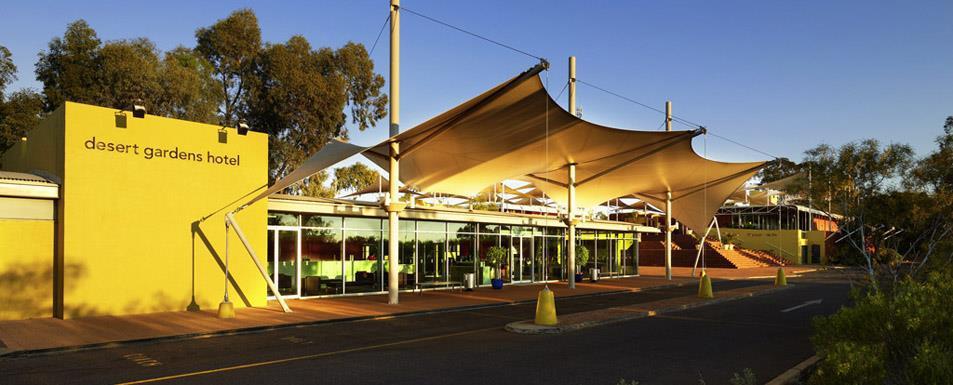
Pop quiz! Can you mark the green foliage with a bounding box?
[332,163,380,194]
[910,116,953,212]
[0,90,43,155]
[195,8,261,127]
[810,267,953,384]
[485,246,507,269]
[0,45,44,157]
[96,38,162,109]
[722,232,738,245]
[728,368,758,385]
[297,171,335,199]
[728,368,757,385]
[34,20,220,123]
[576,245,590,267]
[757,157,801,183]
[0,46,15,95]
[248,33,386,184]
[155,47,222,123]
[35,19,101,111]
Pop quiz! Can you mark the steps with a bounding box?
[638,234,788,269]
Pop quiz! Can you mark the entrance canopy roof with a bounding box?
[253,64,766,232]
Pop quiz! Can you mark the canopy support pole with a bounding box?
[665,191,673,280]
[664,101,673,280]
[692,217,718,277]
[225,212,291,312]
[387,0,401,305]
[566,56,578,289]
[568,163,577,289]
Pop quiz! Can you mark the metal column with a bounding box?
[387,0,401,304]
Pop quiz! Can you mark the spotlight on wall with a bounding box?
[237,122,249,136]
[20,136,28,142]
[114,111,128,128]
[132,104,146,119]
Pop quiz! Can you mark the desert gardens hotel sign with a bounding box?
[84,137,243,166]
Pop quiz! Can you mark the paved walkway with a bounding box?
[0,266,821,355]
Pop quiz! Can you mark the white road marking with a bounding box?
[781,299,823,313]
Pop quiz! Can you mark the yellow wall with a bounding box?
[2,102,269,318]
[805,230,829,264]
[724,228,828,265]
[0,219,54,319]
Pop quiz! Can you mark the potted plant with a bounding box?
[574,245,590,282]
[486,246,507,289]
[722,233,738,250]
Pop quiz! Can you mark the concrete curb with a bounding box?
[765,355,819,385]
[505,284,792,334]
[0,281,694,358]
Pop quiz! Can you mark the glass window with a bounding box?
[447,222,476,234]
[345,217,382,231]
[344,229,383,293]
[266,230,275,297]
[276,230,299,296]
[417,220,446,233]
[301,228,342,295]
[302,214,341,229]
[449,232,475,283]
[417,231,447,286]
[268,212,299,226]
[546,236,564,280]
[478,233,500,284]
[382,222,415,290]
[479,223,499,234]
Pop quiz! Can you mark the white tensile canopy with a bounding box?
[252,65,766,232]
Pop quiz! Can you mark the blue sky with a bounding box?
[2,0,952,166]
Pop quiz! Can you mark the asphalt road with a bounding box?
[0,279,849,385]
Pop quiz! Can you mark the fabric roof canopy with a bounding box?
[252,64,766,232]
[727,189,779,204]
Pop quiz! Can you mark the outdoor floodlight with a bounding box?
[132,104,146,118]
[237,122,249,136]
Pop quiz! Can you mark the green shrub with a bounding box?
[722,232,739,245]
[576,245,590,269]
[485,246,506,269]
[810,266,953,384]
[728,368,757,385]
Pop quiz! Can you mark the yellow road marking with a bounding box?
[117,326,500,384]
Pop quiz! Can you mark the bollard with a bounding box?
[534,286,558,326]
[775,267,787,286]
[217,300,235,319]
[698,271,713,299]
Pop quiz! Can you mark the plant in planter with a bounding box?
[722,233,738,250]
[575,245,590,282]
[485,246,507,289]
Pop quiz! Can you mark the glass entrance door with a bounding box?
[521,237,534,282]
[533,236,547,281]
[268,228,300,298]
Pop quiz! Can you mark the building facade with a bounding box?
[0,102,652,320]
